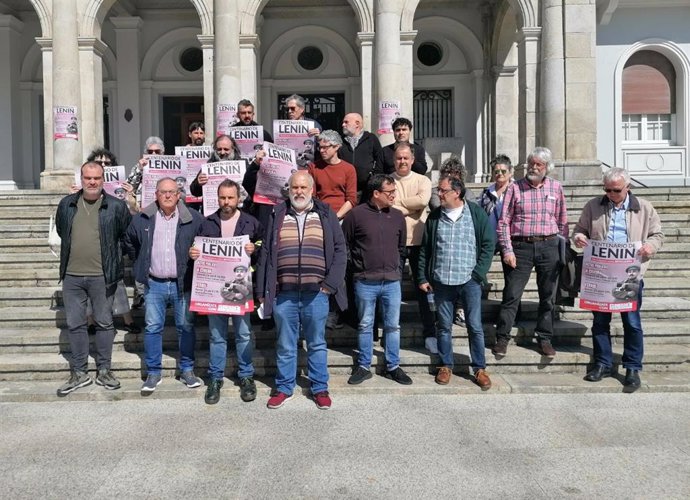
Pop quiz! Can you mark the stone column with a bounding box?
[77,37,106,159]
[197,34,214,138]
[43,0,81,189]
[563,0,599,180]
[400,30,417,134]
[473,69,485,181]
[539,0,566,161]
[140,80,153,147]
[239,34,259,109]
[357,32,374,130]
[214,0,241,136]
[111,17,143,167]
[493,65,519,168]
[517,27,541,170]
[375,0,403,146]
[0,15,23,189]
[36,37,53,173]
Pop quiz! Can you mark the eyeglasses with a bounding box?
[287,106,298,111]
[216,147,232,152]
[604,188,624,193]
[94,159,112,166]
[493,169,508,175]
[146,149,162,154]
[437,187,456,195]
[318,144,336,150]
[378,189,396,196]
[157,190,179,196]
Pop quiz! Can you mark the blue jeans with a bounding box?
[273,290,330,395]
[207,313,253,380]
[434,279,486,371]
[62,274,116,372]
[354,280,402,371]
[144,278,196,375]
[591,281,644,371]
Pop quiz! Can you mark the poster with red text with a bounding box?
[175,146,213,204]
[253,142,297,205]
[190,235,254,315]
[201,160,247,215]
[141,155,183,209]
[272,119,315,168]
[216,103,237,137]
[578,240,643,313]
[53,106,79,140]
[377,100,401,134]
[228,126,264,160]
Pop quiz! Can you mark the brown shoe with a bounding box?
[492,337,509,357]
[539,339,556,358]
[475,369,492,391]
[435,366,452,385]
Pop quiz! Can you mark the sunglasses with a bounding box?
[146,149,162,154]
[95,159,112,166]
[604,188,624,193]
[493,169,508,175]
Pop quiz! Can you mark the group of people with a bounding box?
[54,96,664,409]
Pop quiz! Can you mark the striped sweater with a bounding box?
[276,211,326,292]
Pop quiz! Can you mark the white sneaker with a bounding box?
[425,337,439,354]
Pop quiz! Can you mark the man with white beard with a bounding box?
[255,171,347,410]
[492,147,569,359]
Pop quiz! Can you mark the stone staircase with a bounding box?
[0,187,689,401]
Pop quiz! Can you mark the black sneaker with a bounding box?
[57,370,92,397]
[180,370,202,388]
[348,366,373,385]
[205,379,223,405]
[239,377,257,402]
[95,369,121,390]
[492,337,509,357]
[385,367,413,385]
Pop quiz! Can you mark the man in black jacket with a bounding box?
[339,112,383,197]
[231,99,274,143]
[189,179,263,405]
[381,117,429,175]
[342,174,412,386]
[55,161,132,396]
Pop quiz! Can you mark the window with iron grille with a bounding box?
[413,89,453,138]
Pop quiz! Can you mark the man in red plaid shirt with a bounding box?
[492,147,568,358]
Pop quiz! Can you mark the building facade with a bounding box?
[0,0,688,190]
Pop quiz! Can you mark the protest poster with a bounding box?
[175,146,213,204]
[377,100,401,134]
[228,126,264,160]
[578,240,643,313]
[141,155,183,209]
[273,119,315,168]
[216,103,237,137]
[190,235,254,315]
[201,160,247,214]
[253,142,297,205]
[53,106,79,140]
[103,165,127,199]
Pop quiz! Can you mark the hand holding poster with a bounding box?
[201,160,247,214]
[578,240,643,312]
[253,142,297,205]
[190,235,254,315]
[273,119,315,168]
[377,100,401,134]
[54,106,79,140]
[228,126,264,160]
[216,103,238,137]
[141,155,184,209]
[175,146,213,204]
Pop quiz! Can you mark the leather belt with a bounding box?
[149,275,176,282]
[511,234,557,243]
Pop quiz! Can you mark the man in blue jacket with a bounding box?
[189,179,263,405]
[124,177,204,394]
[418,175,495,390]
[255,170,347,410]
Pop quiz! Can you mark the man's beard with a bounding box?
[526,169,545,183]
[194,138,204,146]
[290,193,312,211]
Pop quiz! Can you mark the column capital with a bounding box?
[0,14,24,32]
[239,34,259,48]
[197,34,214,49]
[77,37,107,57]
[492,65,518,77]
[35,37,52,51]
[400,30,417,45]
[519,27,542,42]
[357,32,375,46]
[109,16,143,31]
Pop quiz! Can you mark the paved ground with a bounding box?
[1,392,688,499]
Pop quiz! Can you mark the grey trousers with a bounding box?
[62,274,116,372]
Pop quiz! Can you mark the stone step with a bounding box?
[1,371,688,403]
[1,317,687,355]
[0,342,688,382]
[560,296,690,321]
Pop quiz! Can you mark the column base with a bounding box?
[40,170,75,191]
[0,180,18,190]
